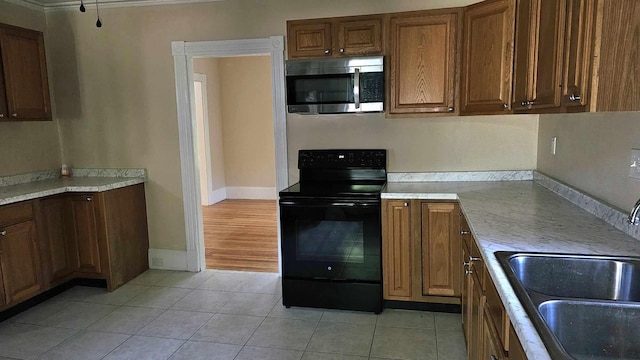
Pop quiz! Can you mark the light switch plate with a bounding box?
[630,149,640,179]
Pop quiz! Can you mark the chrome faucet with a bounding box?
[629,198,640,225]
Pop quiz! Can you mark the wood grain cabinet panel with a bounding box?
[287,20,333,58]
[0,220,42,304]
[561,0,597,109]
[287,15,383,59]
[37,196,78,286]
[590,0,640,112]
[481,305,507,360]
[382,200,412,300]
[420,202,460,297]
[66,194,102,275]
[508,322,529,360]
[388,10,459,115]
[512,0,566,111]
[0,23,51,121]
[460,0,516,115]
[336,17,383,56]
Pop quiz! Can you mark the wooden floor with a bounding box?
[202,199,278,273]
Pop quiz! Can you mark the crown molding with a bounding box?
[3,0,226,12]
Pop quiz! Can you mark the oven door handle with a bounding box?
[279,199,379,207]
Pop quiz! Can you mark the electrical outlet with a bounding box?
[630,149,640,180]
[551,137,558,155]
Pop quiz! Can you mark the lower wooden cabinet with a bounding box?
[382,199,461,303]
[0,183,149,312]
[37,196,78,285]
[461,214,528,360]
[67,194,102,275]
[0,201,43,305]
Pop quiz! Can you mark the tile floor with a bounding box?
[0,269,467,360]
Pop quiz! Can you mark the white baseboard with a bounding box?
[148,248,188,270]
[209,188,227,204]
[226,186,277,200]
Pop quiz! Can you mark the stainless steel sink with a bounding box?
[538,300,640,360]
[508,254,640,301]
[495,252,640,360]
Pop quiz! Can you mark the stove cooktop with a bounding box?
[279,181,386,198]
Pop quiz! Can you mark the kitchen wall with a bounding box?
[538,111,640,212]
[218,56,276,190]
[193,56,276,200]
[193,58,225,194]
[46,0,501,252]
[0,1,62,176]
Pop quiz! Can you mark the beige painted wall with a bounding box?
[219,56,275,188]
[538,112,640,211]
[287,113,539,183]
[193,58,225,192]
[43,0,523,252]
[0,1,61,176]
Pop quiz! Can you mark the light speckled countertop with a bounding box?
[0,176,146,206]
[384,181,640,360]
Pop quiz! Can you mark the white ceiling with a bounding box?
[6,0,226,11]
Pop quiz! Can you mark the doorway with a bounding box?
[172,37,287,273]
[192,56,278,273]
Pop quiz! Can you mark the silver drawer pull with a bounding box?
[0,230,6,236]
[461,230,471,235]
[86,197,92,202]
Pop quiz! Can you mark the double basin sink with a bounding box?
[496,252,640,360]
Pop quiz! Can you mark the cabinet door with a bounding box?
[336,16,383,56]
[0,25,51,120]
[461,241,471,350]
[0,220,42,304]
[561,0,596,108]
[590,0,640,112]
[460,0,516,115]
[287,20,333,59]
[0,54,7,120]
[512,0,566,111]
[382,200,412,300]
[481,305,507,360]
[508,322,529,360]
[39,197,78,285]
[389,11,458,114]
[420,202,460,297]
[67,194,101,274]
[469,269,484,360]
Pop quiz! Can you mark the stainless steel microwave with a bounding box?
[285,56,384,114]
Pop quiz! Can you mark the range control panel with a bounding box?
[298,149,386,169]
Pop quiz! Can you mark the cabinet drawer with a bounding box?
[484,266,509,352]
[0,201,33,227]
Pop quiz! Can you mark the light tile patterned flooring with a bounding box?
[0,269,467,360]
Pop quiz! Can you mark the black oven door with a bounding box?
[279,198,381,282]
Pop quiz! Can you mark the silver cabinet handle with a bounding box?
[448,107,454,112]
[339,48,345,53]
[403,202,408,207]
[11,113,18,117]
[354,68,360,109]
[469,256,481,262]
[0,114,4,118]
[461,230,471,235]
[569,93,581,102]
[0,230,6,236]
[465,269,473,275]
[502,103,508,109]
[323,49,331,55]
[86,197,92,202]
[520,100,528,107]
[490,356,498,360]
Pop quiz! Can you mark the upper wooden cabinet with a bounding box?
[287,15,383,59]
[388,9,460,115]
[589,0,640,112]
[460,0,516,115]
[561,0,597,109]
[512,0,567,111]
[0,24,51,121]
